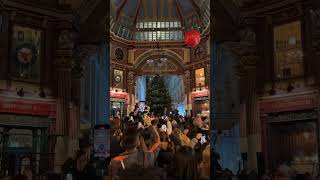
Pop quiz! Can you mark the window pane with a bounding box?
[161,22,165,28]
[273,21,303,78]
[195,68,205,87]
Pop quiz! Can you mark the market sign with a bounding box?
[192,89,209,98]
[93,128,110,158]
[110,91,129,99]
[0,98,56,117]
[8,129,33,148]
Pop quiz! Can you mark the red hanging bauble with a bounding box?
[184,30,201,47]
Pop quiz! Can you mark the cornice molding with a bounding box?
[2,0,73,20]
[241,0,305,17]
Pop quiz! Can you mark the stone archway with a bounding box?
[127,49,188,115]
[134,49,186,76]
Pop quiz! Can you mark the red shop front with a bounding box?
[259,91,319,174]
[0,97,56,176]
[192,89,210,117]
[110,91,129,118]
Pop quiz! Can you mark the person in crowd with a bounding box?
[110,117,125,158]
[62,157,78,180]
[109,105,213,180]
[22,167,32,180]
[114,167,168,180]
[181,129,191,146]
[174,146,199,180]
[190,133,202,149]
[193,114,203,128]
[11,176,28,180]
[157,131,175,170]
[171,128,183,149]
[199,145,210,180]
[109,124,160,179]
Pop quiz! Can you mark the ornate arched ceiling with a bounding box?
[110,0,210,40]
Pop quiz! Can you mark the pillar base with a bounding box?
[247,134,262,173]
[53,136,79,173]
[53,136,66,174]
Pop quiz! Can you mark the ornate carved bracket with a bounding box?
[71,45,99,78]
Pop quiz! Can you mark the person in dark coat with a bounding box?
[174,146,199,180]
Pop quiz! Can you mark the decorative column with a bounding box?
[53,24,75,173]
[127,71,135,114]
[310,7,320,168]
[241,55,261,173]
[234,26,262,173]
[183,70,192,116]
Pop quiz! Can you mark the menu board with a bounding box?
[93,128,110,158]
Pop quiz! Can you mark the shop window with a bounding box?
[273,21,304,79]
[194,46,204,59]
[195,68,205,88]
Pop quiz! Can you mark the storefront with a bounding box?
[192,89,210,117]
[110,91,128,118]
[0,98,55,176]
[259,92,318,174]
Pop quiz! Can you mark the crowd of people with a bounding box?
[109,104,211,180]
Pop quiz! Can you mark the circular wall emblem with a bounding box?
[114,75,122,83]
[16,43,37,65]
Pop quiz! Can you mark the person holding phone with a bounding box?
[189,133,202,149]
[109,124,161,179]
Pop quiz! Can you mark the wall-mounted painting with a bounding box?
[10,25,42,82]
[113,69,124,89]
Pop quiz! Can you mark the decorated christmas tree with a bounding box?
[146,75,172,116]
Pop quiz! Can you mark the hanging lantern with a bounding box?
[184,30,201,47]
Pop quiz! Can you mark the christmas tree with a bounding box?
[146,75,172,116]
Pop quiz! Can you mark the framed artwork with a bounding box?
[113,69,124,89]
[10,25,42,82]
[273,21,304,79]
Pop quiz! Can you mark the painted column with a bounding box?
[54,26,74,173]
[183,70,192,116]
[127,71,135,114]
[242,55,261,173]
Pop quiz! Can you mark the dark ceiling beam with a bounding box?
[133,0,142,26]
[189,0,202,16]
[189,0,206,28]
[218,0,240,23]
[174,0,185,28]
[116,0,128,22]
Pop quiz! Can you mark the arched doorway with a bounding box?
[131,49,188,116]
